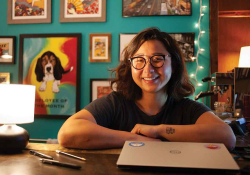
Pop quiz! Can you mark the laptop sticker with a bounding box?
[129,142,145,147]
[205,144,221,149]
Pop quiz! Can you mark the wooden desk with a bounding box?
[0,143,248,175]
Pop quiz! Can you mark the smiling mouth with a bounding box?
[143,77,159,81]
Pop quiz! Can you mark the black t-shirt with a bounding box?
[84,92,211,132]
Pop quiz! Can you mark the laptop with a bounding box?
[117,141,240,172]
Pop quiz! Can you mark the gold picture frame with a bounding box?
[7,0,51,24]
[89,33,111,63]
[0,73,10,84]
[60,0,106,23]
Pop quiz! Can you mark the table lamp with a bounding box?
[0,84,35,153]
[238,46,250,67]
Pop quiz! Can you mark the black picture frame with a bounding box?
[0,36,16,64]
[19,33,81,119]
[169,33,195,62]
[122,0,192,17]
[90,79,112,102]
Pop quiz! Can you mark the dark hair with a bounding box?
[111,27,195,101]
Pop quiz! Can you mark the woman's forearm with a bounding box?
[58,119,158,149]
[157,123,236,150]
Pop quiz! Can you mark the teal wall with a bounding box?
[0,0,210,140]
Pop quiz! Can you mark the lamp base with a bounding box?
[0,125,29,153]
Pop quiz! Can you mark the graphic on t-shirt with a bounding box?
[205,144,221,149]
[129,142,145,147]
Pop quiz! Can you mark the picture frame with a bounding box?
[60,0,106,23]
[169,33,195,62]
[119,33,136,61]
[19,33,81,118]
[0,36,15,64]
[90,79,113,102]
[0,73,10,84]
[89,33,111,62]
[7,0,51,24]
[122,0,192,17]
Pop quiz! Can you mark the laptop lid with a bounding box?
[117,141,239,171]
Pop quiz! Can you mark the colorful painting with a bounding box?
[89,33,111,62]
[0,73,10,84]
[90,79,113,102]
[123,0,192,17]
[0,36,15,64]
[8,0,51,24]
[60,0,106,22]
[19,34,81,118]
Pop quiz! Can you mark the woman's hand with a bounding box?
[131,124,161,139]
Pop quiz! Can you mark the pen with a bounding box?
[30,150,53,160]
[56,150,86,161]
[40,159,82,169]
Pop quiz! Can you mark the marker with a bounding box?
[56,150,86,161]
[40,159,81,169]
[30,150,53,160]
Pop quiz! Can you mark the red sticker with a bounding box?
[205,144,221,149]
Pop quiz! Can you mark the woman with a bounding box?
[58,27,236,150]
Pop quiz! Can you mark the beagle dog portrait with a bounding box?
[35,51,73,93]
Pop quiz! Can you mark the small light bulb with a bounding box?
[199,66,204,69]
[200,48,205,51]
[190,74,195,77]
[197,83,203,86]
[194,40,198,44]
[195,23,199,28]
[191,57,196,61]
[202,6,207,8]
[201,13,204,16]
[201,31,205,34]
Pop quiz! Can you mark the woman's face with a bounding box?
[131,40,172,96]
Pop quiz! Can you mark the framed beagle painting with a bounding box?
[19,33,81,118]
[59,0,106,23]
[7,0,51,24]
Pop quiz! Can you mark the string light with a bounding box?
[192,0,207,92]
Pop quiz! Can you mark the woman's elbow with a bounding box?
[223,125,236,151]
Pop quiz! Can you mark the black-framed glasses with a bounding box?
[129,54,169,70]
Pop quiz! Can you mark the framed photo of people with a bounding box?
[0,73,10,84]
[122,0,192,17]
[19,33,81,118]
[169,33,195,62]
[7,0,51,24]
[119,33,136,61]
[90,79,113,102]
[89,33,111,62]
[60,0,106,23]
[0,36,15,64]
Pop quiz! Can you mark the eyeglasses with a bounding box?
[129,54,170,70]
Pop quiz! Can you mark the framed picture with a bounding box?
[90,79,113,102]
[169,33,195,62]
[60,0,106,23]
[0,73,10,84]
[7,0,51,24]
[122,0,192,17]
[119,33,136,61]
[0,36,15,64]
[19,33,81,118]
[89,33,111,62]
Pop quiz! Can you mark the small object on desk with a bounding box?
[56,150,86,161]
[30,150,53,160]
[40,159,82,169]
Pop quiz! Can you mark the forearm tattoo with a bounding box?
[166,127,175,134]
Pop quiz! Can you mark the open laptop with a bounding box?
[117,141,240,172]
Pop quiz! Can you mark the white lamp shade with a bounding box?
[238,46,250,67]
[0,84,35,124]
